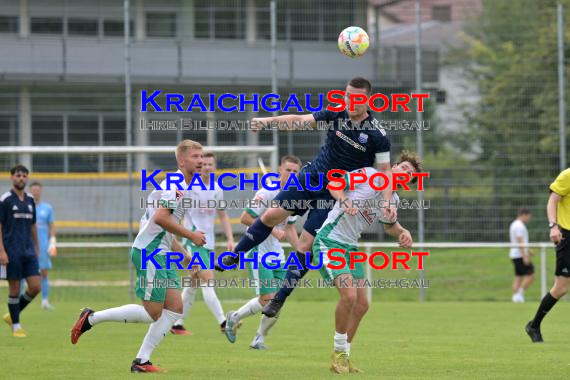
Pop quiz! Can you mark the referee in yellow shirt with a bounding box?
[525,168,570,343]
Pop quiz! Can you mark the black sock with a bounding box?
[233,220,273,256]
[19,292,34,312]
[531,292,558,329]
[274,252,311,302]
[8,296,20,324]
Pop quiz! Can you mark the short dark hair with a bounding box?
[203,151,216,159]
[10,164,29,175]
[30,182,42,188]
[280,154,302,167]
[348,77,372,94]
[518,208,531,217]
[396,151,423,184]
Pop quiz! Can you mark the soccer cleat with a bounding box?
[330,351,350,374]
[525,321,544,343]
[42,302,55,311]
[71,307,94,344]
[12,327,27,338]
[250,341,269,350]
[131,358,164,373]
[224,311,238,343]
[348,360,364,373]
[261,298,284,318]
[170,325,192,335]
[3,312,12,327]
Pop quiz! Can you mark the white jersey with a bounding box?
[509,219,528,259]
[184,180,224,250]
[244,187,297,262]
[133,170,188,255]
[317,167,399,246]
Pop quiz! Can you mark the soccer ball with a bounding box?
[338,26,370,58]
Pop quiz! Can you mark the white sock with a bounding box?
[334,331,348,353]
[347,342,352,356]
[174,286,197,326]
[136,309,181,363]
[517,288,524,296]
[12,323,22,331]
[233,297,262,322]
[88,304,153,326]
[202,286,226,324]
[257,314,278,337]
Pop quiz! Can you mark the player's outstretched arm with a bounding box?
[383,222,413,248]
[251,114,316,132]
[328,187,357,216]
[154,207,206,246]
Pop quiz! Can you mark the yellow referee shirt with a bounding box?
[550,168,570,230]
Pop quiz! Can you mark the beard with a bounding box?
[13,182,26,191]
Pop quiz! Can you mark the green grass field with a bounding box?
[1,301,569,379]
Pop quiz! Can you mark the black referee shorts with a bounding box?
[555,227,570,277]
[512,258,534,276]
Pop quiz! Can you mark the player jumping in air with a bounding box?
[70,140,207,373]
[224,155,302,348]
[317,151,422,373]
[218,77,394,320]
[170,151,236,336]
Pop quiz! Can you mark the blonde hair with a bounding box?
[175,139,203,161]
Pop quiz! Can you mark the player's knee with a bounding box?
[356,298,369,315]
[147,309,162,321]
[261,208,288,227]
[27,283,41,296]
[298,239,313,253]
[340,290,357,307]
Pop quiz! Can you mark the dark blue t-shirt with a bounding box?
[308,109,391,182]
[0,190,36,258]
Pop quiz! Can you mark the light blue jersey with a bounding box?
[36,202,54,269]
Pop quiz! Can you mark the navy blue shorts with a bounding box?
[273,164,335,236]
[6,254,40,280]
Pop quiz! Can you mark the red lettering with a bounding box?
[368,93,389,112]
[369,251,389,270]
[391,93,411,112]
[412,251,429,270]
[349,251,367,270]
[349,172,367,191]
[412,172,429,191]
[368,172,389,190]
[326,90,346,112]
[326,248,347,270]
[326,169,347,191]
[349,93,368,112]
[391,251,411,269]
[392,173,411,191]
[412,93,429,112]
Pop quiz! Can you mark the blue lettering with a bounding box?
[239,173,259,191]
[141,169,162,190]
[186,251,207,270]
[218,93,238,112]
[241,252,258,270]
[218,252,237,270]
[261,93,281,112]
[261,252,281,270]
[141,248,163,270]
[305,93,323,112]
[304,172,323,191]
[238,93,259,112]
[166,93,184,112]
[166,172,184,190]
[262,173,281,190]
[188,173,207,190]
[283,94,303,112]
[208,93,215,112]
[140,90,163,112]
[218,173,237,191]
[166,251,184,269]
[305,251,322,270]
[186,94,207,112]
[283,252,303,270]
[283,173,302,190]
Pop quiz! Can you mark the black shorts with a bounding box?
[273,163,335,237]
[555,228,570,277]
[6,254,40,280]
[512,258,534,276]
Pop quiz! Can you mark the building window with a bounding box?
[68,18,98,36]
[32,115,64,172]
[103,20,134,37]
[432,5,452,22]
[146,12,177,38]
[31,17,63,35]
[0,16,18,34]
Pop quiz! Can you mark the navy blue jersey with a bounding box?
[309,109,391,181]
[0,190,36,258]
